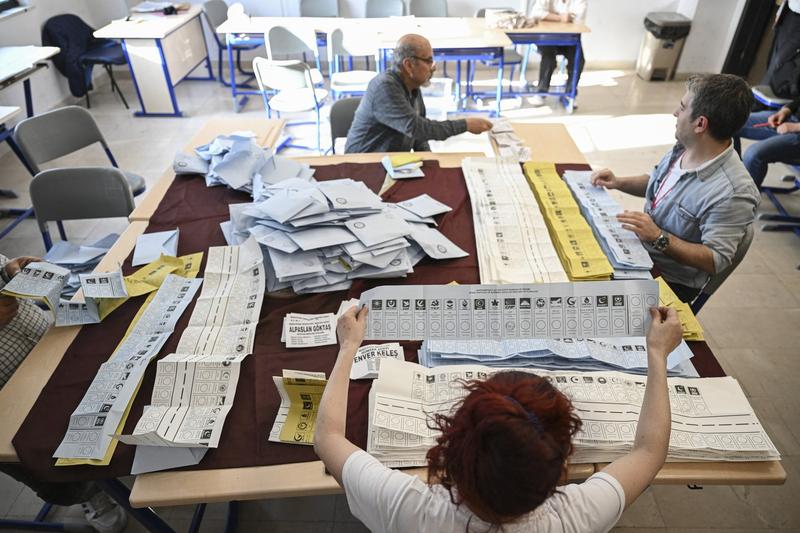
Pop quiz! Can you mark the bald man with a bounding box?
[345,34,492,153]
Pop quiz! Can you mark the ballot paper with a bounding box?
[54,275,202,460]
[657,277,704,341]
[0,262,70,310]
[55,299,100,327]
[419,337,696,377]
[336,298,361,320]
[462,157,567,284]
[360,280,659,340]
[269,370,327,444]
[79,270,128,298]
[282,313,337,348]
[367,358,780,467]
[398,194,453,218]
[382,156,425,179]
[523,163,614,281]
[351,343,404,380]
[490,120,531,162]
[563,171,653,273]
[132,229,180,267]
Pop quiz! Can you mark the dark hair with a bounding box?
[426,371,582,526]
[686,73,753,141]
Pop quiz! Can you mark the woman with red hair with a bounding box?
[315,305,683,532]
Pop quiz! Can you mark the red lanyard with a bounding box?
[651,155,683,210]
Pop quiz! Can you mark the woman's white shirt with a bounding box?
[342,450,625,533]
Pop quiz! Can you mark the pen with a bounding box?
[753,122,771,128]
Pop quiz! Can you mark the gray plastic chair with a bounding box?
[365,0,405,17]
[13,106,146,196]
[329,97,361,153]
[327,28,378,99]
[300,0,340,17]
[265,25,324,78]
[30,167,135,250]
[690,223,755,314]
[409,0,446,16]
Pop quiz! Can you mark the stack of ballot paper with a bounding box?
[419,337,697,377]
[43,234,117,299]
[523,163,613,281]
[490,119,531,162]
[462,157,567,284]
[367,358,780,467]
[269,370,327,445]
[562,170,654,279]
[381,154,425,179]
[0,262,70,311]
[657,277,705,341]
[222,178,467,293]
[174,132,315,199]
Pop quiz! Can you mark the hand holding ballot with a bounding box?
[336,304,368,351]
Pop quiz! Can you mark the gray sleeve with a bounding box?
[0,255,8,290]
[699,190,759,273]
[372,82,467,144]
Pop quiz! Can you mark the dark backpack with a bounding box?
[770,46,800,99]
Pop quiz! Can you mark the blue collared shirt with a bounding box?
[644,143,760,288]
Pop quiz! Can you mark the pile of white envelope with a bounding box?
[223,178,468,293]
[173,133,315,200]
[418,337,698,377]
[562,171,653,279]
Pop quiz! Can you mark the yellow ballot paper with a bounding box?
[656,277,705,341]
[278,376,327,445]
[523,162,613,281]
[389,153,423,168]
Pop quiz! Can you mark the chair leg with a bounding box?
[315,107,321,154]
[85,91,91,109]
[56,221,67,242]
[41,229,53,251]
[106,65,130,110]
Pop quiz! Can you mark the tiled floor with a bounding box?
[0,66,797,532]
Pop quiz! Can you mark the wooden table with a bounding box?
[94,5,213,117]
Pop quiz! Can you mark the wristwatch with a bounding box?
[650,231,670,252]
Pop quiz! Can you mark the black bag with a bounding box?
[769,46,800,99]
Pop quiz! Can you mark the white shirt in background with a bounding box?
[341,450,625,533]
[527,0,588,23]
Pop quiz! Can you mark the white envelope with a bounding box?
[408,224,468,260]
[344,211,413,247]
[398,194,452,218]
[131,229,179,266]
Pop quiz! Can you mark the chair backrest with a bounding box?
[365,0,405,17]
[13,105,108,174]
[752,85,792,110]
[695,223,755,307]
[203,0,228,46]
[327,28,379,65]
[253,58,315,92]
[330,97,361,153]
[265,25,318,59]
[409,0,446,17]
[30,167,134,234]
[300,0,340,17]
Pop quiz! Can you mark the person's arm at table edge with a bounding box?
[590,168,650,197]
[314,306,369,486]
[601,307,682,509]
[373,81,467,142]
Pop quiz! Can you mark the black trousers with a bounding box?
[536,45,586,93]
[0,463,99,506]
[665,280,702,304]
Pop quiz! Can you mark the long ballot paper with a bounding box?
[462,157,567,284]
[360,280,659,340]
[268,370,327,445]
[368,358,779,467]
[117,237,265,450]
[54,275,202,460]
[523,162,613,281]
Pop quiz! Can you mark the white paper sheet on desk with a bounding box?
[282,313,337,348]
[351,343,404,380]
[55,298,100,326]
[344,211,413,247]
[130,445,209,475]
[44,241,107,267]
[0,261,69,310]
[132,229,179,266]
[79,269,128,298]
[116,405,233,448]
[407,224,468,260]
[398,194,452,218]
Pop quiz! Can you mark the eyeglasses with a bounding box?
[411,55,435,66]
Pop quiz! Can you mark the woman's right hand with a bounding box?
[336,306,368,352]
[646,306,683,360]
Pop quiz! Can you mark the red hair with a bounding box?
[426,371,582,526]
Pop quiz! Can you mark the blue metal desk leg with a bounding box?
[23,79,33,117]
[495,52,504,117]
[228,39,249,112]
[94,479,175,533]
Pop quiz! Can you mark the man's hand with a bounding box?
[336,306,368,352]
[617,210,662,242]
[768,107,793,127]
[590,168,620,189]
[776,122,800,135]
[465,117,493,134]
[4,256,41,279]
[0,296,19,327]
[646,307,683,359]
